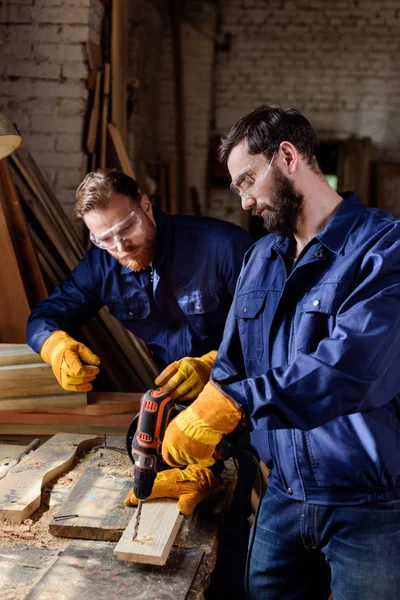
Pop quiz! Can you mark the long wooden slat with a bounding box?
[108,122,136,178]
[0,343,43,366]
[0,393,87,412]
[0,363,67,399]
[0,180,31,343]
[87,70,102,153]
[14,391,141,416]
[111,0,128,145]
[0,412,135,426]
[114,499,183,565]
[0,433,101,524]
[25,541,204,600]
[0,159,47,306]
[49,447,133,541]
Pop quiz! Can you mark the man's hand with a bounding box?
[40,330,100,392]
[155,351,217,401]
[161,381,243,468]
[124,464,219,516]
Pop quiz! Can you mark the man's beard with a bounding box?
[109,218,157,272]
[253,167,304,237]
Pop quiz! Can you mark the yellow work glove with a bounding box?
[162,380,243,468]
[124,464,219,516]
[155,350,217,401]
[40,330,100,392]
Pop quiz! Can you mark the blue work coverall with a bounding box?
[212,192,400,599]
[27,208,253,370]
[27,207,255,599]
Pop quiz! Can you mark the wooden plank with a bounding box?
[0,393,87,412]
[0,343,43,366]
[0,159,47,306]
[25,541,203,600]
[101,62,111,168]
[0,180,31,343]
[49,447,133,541]
[0,424,129,435]
[87,70,102,154]
[114,499,184,565]
[108,122,136,178]
[0,432,101,524]
[111,0,128,145]
[0,363,68,399]
[14,391,141,416]
[86,40,102,71]
[0,412,135,427]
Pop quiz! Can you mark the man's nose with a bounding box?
[241,193,256,211]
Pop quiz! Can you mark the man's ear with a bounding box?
[279,141,299,175]
[139,194,156,224]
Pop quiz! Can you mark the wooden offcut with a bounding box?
[0,363,68,399]
[16,391,141,416]
[0,343,43,366]
[114,499,183,565]
[0,433,101,524]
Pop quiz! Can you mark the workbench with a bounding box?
[0,434,238,600]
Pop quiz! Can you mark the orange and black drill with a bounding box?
[126,389,186,539]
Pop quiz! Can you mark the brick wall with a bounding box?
[0,0,104,234]
[207,0,400,226]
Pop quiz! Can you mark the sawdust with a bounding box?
[134,535,152,545]
[90,448,132,478]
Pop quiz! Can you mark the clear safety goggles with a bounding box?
[89,210,142,250]
[230,152,276,199]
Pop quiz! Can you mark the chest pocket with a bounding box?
[176,290,219,315]
[108,293,151,321]
[296,282,343,354]
[235,291,268,359]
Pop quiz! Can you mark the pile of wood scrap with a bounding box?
[0,153,158,393]
[0,345,141,434]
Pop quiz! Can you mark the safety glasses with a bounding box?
[89,210,142,250]
[230,152,276,199]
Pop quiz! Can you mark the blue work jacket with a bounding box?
[27,209,253,370]
[212,193,400,505]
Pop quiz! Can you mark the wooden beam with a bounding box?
[0,343,43,366]
[13,391,141,416]
[114,499,183,565]
[0,363,69,399]
[111,0,128,145]
[0,393,87,412]
[0,433,101,524]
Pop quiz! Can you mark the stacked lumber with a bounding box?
[0,344,141,434]
[0,151,158,394]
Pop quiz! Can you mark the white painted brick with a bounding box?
[31,114,83,134]
[34,42,85,62]
[5,60,61,79]
[3,5,33,23]
[23,133,55,153]
[57,98,85,118]
[57,168,82,188]
[6,24,89,43]
[62,61,87,80]
[35,7,89,25]
[35,151,83,169]
[2,42,34,59]
[55,133,81,153]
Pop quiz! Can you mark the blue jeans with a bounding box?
[249,483,400,600]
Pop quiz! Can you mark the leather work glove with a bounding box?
[162,380,243,468]
[124,464,220,516]
[155,350,217,401]
[40,330,100,392]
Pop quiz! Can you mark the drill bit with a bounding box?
[132,500,143,541]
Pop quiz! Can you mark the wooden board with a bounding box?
[114,499,184,565]
[25,540,203,600]
[111,0,128,145]
[0,172,31,343]
[87,70,102,154]
[0,424,129,436]
[108,122,136,178]
[86,40,102,71]
[0,363,68,399]
[0,412,135,426]
[0,433,101,524]
[0,159,47,307]
[49,447,133,541]
[0,343,43,366]
[0,393,87,412]
[15,392,141,416]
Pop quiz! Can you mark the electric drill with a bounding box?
[126,389,186,539]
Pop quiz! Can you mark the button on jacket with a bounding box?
[27,209,253,370]
[212,193,400,504]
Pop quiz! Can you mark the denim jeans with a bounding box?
[248,483,400,600]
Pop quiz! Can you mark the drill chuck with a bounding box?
[132,452,157,501]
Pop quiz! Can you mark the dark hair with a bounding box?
[219,105,319,169]
[75,169,141,217]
